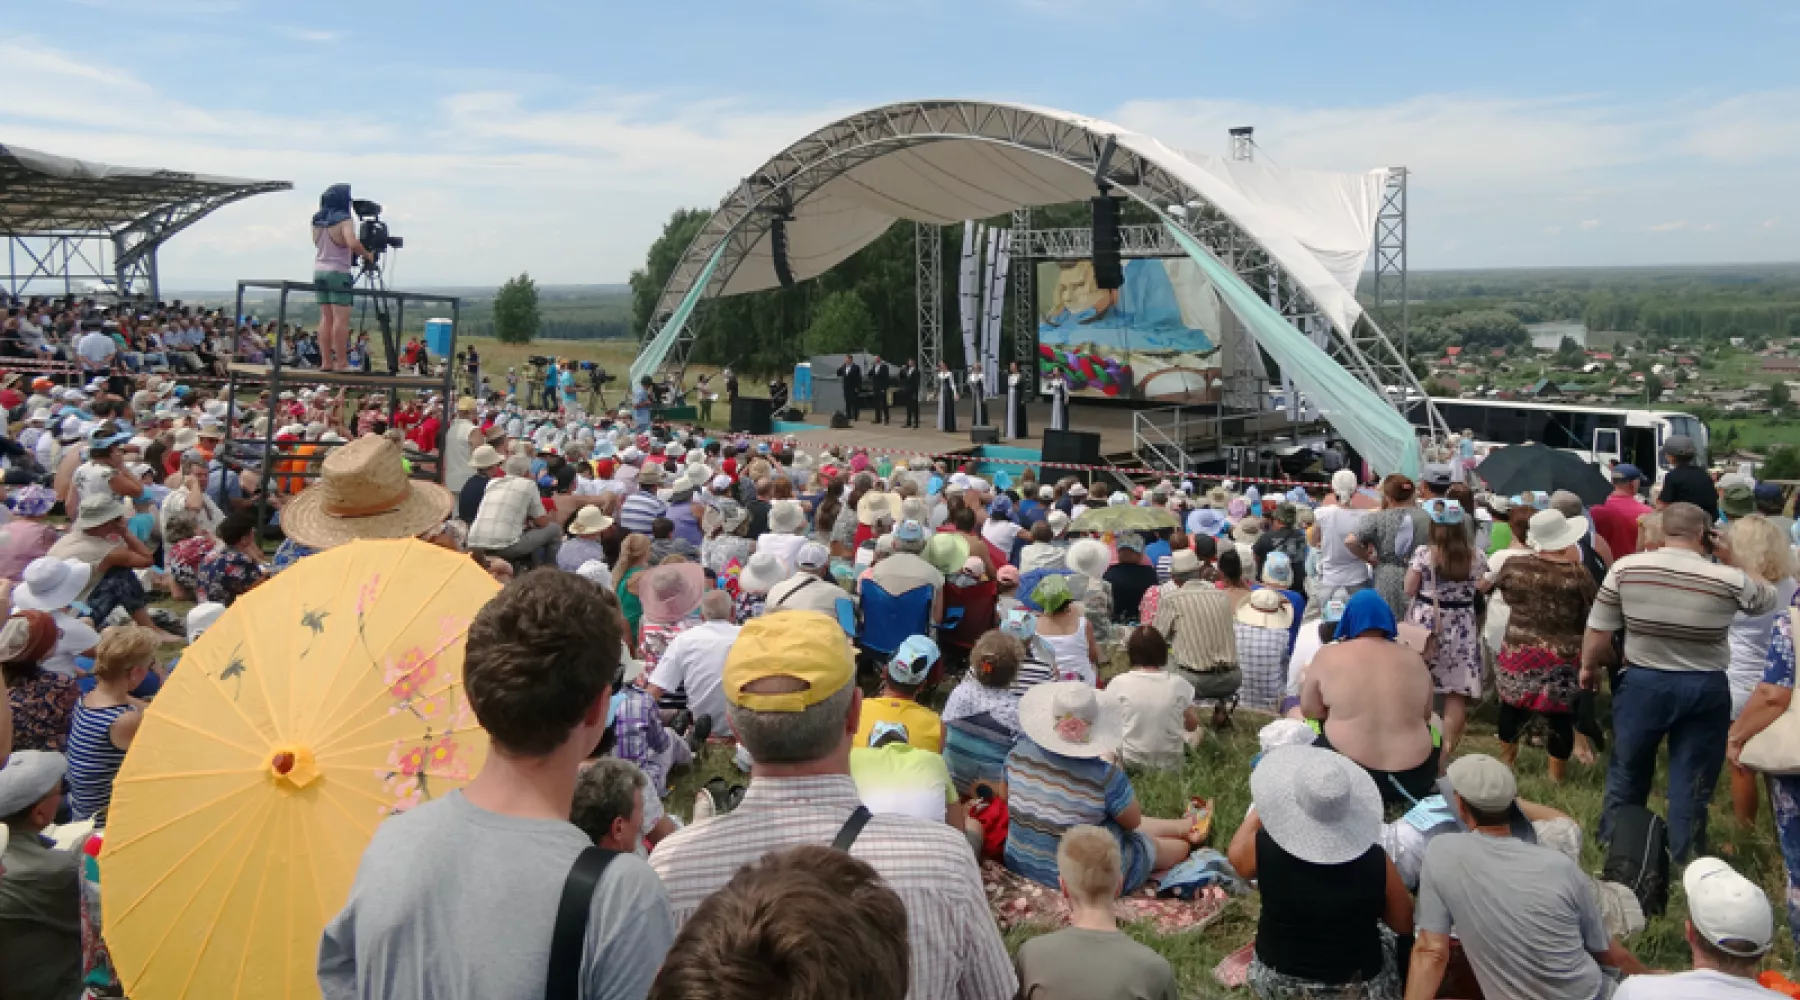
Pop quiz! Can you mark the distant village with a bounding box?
[1424,335,1800,412]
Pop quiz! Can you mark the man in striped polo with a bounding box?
[617,462,667,534]
[1583,502,1778,861]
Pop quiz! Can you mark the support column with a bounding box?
[1010,207,1035,391]
[915,221,942,376]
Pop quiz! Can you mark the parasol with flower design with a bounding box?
[99,539,499,1000]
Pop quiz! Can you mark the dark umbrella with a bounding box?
[1474,443,1612,507]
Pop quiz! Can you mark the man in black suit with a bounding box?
[900,358,922,427]
[869,355,892,424]
[838,354,863,422]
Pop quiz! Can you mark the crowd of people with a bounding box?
[0,330,1797,999]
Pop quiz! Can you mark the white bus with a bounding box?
[1406,399,1708,482]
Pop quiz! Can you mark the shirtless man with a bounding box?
[1301,590,1437,806]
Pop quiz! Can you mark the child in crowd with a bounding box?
[854,635,944,752]
[1013,826,1179,1000]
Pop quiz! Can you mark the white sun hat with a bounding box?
[1018,682,1125,760]
[1250,745,1383,865]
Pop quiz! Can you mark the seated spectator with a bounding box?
[1227,745,1410,999]
[855,635,944,752]
[1102,532,1159,625]
[1235,588,1294,715]
[998,608,1058,696]
[611,672,691,800]
[766,542,853,617]
[466,454,560,568]
[554,503,611,573]
[0,751,85,999]
[1407,754,1645,999]
[0,485,61,604]
[571,757,651,855]
[732,551,782,623]
[1282,596,1343,718]
[865,519,946,627]
[1014,825,1179,1000]
[67,625,159,822]
[162,509,213,601]
[755,499,808,572]
[46,493,170,637]
[1258,550,1307,651]
[1,611,78,753]
[1065,538,1115,634]
[12,557,102,679]
[942,630,1026,798]
[635,563,705,677]
[319,571,676,1000]
[195,510,267,606]
[1004,681,1200,893]
[1301,590,1437,806]
[1033,575,1101,686]
[1018,520,1067,573]
[851,722,961,826]
[647,846,909,1000]
[1107,626,1199,769]
[650,516,697,564]
[1154,549,1239,725]
[645,590,739,739]
[1613,857,1775,998]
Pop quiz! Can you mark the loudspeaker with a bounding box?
[781,407,805,421]
[730,397,774,436]
[1090,195,1123,290]
[970,425,999,444]
[770,217,794,288]
[830,411,851,429]
[1041,428,1102,469]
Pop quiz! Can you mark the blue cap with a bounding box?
[893,519,926,543]
[868,721,911,747]
[1000,607,1037,640]
[1424,498,1466,525]
[990,494,1013,518]
[888,635,940,685]
[1612,463,1644,482]
[1754,482,1782,505]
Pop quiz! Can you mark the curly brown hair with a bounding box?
[463,569,622,756]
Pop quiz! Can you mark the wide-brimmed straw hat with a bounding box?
[1250,745,1383,865]
[1018,682,1125,759]
[280,435,454,550]
[13,558,92,612]
[1066,538,1111,581]
[856,491,901,526]
[769,499,806,534]
[1236,587,1294,629]
[1527,508,1588,553]
[568,506,613,537]
[738,552,785,593]
[640,563,706,624]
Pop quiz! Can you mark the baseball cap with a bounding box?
[795,542,831,571]
[1663,434,1697,459]
[1684,857,1774,957]
[1422,464,1453,489]
[1754,482,1783,507]
[1722,483,1755,518]
[1611,463,1644,482]
[1116,531,1145,553]
[1038,485,1054,500]
[887,634,940,686]
[723,610,854,712]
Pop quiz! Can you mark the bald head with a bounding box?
[1660,502,1709,541]
[700,590,734,621]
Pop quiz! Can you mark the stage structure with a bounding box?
[632,101,1440,475]
[0,144,290,299]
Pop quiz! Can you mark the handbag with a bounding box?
[1398,563,1445,661]
[1739,609,1800,774]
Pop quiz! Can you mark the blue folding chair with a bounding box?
[859,580,933,662]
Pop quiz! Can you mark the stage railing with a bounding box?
[1132,407,1195,474]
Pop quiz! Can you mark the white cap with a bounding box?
[710,474,732,491]
[187,602,227,642]
[1684,857,1773,957]
[795,542,831,571]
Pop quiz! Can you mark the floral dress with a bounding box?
[1402,545,1487,698]
[167,534,213,595]
[1762,592,1800,952]
[1491,554,1594,715]
[6,668,79,752]
[196,546,266,606]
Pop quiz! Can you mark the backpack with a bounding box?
[1601,804,1670,916]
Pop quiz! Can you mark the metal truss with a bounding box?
[1011,224,1178,260]
[636,99,1435,436]
[1010,208,1036,390]
[1369,168,1410,368]
[915,222,942,375]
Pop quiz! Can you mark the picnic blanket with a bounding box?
[981,860,1231,935]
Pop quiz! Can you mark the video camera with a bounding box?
[582,362,615,386]
[352,199,404,261]
[527,355,555,367]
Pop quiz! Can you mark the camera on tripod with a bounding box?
[353,199,404,263]
[581,362,615,386]
[527,355,555,367]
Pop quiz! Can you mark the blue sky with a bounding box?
[6,0,1797,287]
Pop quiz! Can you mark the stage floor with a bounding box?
[771,399,1136,462]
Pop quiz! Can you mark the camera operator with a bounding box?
[311,184,375,372]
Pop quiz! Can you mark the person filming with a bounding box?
[311,185,374,373]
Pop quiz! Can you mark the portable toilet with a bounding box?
[792,363,812,405]
[424,317,454,358]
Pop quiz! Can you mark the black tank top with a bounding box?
[1254,828,1387,983]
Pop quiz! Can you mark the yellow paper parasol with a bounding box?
[100,539,499,1000]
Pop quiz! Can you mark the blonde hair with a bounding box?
[1056,825,1122,905]
[1638,512,1665,551]
[1727,515,1797,582]
[93,625,160,681]
[615,533,653,578]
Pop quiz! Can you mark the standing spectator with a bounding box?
[1254,503,1310,595]
[1722,516,1798,825]
[1585,502,1778,861]
[1311,470,1372,605]
[1235,589,1294,715]
[1487,508,1598,782]
[1612,857,1775,999]
[1014,826,1179,1000]
[1407,755,1645,999]
[1107,626,1199,769]
[318,571,675,1000]
[1727,589,1800,957]
[466,454,561,568]
[1654,435,1718,522]
[1345,474,1424,621]
[1402,498,1487,760]
[649,610,1017,1000]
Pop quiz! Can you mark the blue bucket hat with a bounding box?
[1423,498,1466,525]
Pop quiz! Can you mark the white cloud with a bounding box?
[276,26,339,43]
[1766,217,1781,229]
[1580,219,1602,230]
[1646,221,1687,232]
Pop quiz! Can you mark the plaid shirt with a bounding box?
[1235,621,1290,713]
[610,686,671,790]
[465,475,541,550]
[650,774,1016,1000]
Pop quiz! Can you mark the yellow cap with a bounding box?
[724,610,854,712]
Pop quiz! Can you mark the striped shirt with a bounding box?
[649,774,1015,1000]
[1154,581,1238,673]
[1002,736,1152,893]
[617,489,667,534]
[1587,547,1779,673]
[67,700,133,822]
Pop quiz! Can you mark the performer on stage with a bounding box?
[935,362,958,433]
[1005,362,1029,440]
[968,369,987,428]
[870,355,892,424]
[1048,370,1070,431]
[900,358,921,427]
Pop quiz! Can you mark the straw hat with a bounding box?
[280,435,454,550]
[1250,745,1383,865]
[769,499,806,534]
[569,506,613,537]
[71,493,131,531]
[13,558,92,612]
[470,444,503,470]
[640,563,706,624]
[1018,682,1125,760]
[1066,538,1111,581]
[1235,587,1294,630]
[638,464,665,486]
[703,499,750,535]
[1527,508,1588,554]
[738,552,785,594]
[856,491,901,526]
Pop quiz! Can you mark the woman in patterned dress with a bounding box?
[1483,508,1595,782]
[1,610,78,752]
[1726,585,1800,953]
[1347,475,1424,622]
[1402,499,1487,761]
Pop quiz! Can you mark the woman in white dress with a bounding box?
[1047,371,1070,432]
[968,369,988,428]
[935,363,958,433]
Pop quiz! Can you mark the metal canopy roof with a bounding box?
[0,143,291,237]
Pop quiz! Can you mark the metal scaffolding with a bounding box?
[1010,207,1036,389]
[1369,167,1410,366]
[914,221,942,376]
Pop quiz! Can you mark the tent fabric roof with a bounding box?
[711,102,1388,338]
[0,143,291,235]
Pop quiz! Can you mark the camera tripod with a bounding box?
[354,261,398,374]
[585,376,610,414]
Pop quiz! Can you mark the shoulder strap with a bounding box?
[833,805,873,852]
[544,847,618,1000]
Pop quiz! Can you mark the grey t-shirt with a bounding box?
[1015,927,1178,1000]
[318,791,675,1000]
[1416,833,1611,1000]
